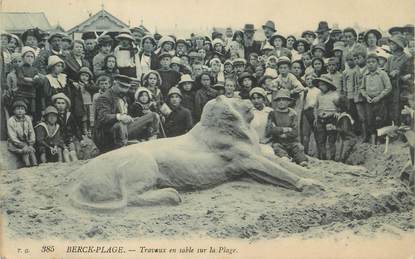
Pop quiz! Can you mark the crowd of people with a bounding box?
[0,20,414,168]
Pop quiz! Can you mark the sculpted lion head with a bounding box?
[199,96,256,141]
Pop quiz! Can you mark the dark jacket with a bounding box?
[156,68,181,100]
[15,64,39,99]
[164,105,193,137]
[266,108,299,143]
[64,52,90,81]
[194,87,217,122]
[93,89,125,150]
[180,90,196,119]
[128,101,157,118]
[244,40,261,57]
[35,122,64,150]
[57,111,83,145]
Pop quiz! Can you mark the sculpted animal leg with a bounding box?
[246,155,324,192]
[70,169,128,212]
[127,187,182,206]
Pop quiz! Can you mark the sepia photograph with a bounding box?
[0,0,414,258]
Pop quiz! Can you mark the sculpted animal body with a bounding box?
[70,96,321,211]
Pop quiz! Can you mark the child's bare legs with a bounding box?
[22,153,30,167]
[57,148,63,162]
[63,143,78,162]
[356,102,368,142]
[29,151,38,166]
[40,153,47,163]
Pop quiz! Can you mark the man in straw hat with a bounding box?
[266,88,308,167]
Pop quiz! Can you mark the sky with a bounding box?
[2,0,415,36]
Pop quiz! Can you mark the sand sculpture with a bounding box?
[70,96,323,211]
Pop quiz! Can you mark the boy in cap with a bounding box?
[341,52,362,136]
[93,35,113,77]
[313,75,340,160]
[272,56,305,105]
[177,74,196,118]
[232,58,247,79]
[35,105,64,163]
[71,67,97,136]
[157,52,181,100]
[52,93,84,162]
[360,53,392,144]
[162,87,193,137]
[91,75,112,129]
[16,46,41,121]
[238,72,256,99]
[4,53,23,111]
[266,89,308,166]
[301,73,321,155]
[326,57,343,94]
[7,100,38,167]
[385,35,411,125]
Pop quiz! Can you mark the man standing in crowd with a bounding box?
[94,75,159,152]
[130,27,146,47]
[315,21,335,58]
[34,32,64,74]
[261,20,277,51]
[243,24,261,58]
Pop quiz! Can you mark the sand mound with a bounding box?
[0,142,414,240]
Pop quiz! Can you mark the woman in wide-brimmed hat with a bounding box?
[269,33,292,59]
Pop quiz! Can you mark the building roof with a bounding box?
[0,12,52,34]
[67,9,129,34]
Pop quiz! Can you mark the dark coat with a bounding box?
[164,105,193,137]
[93,89,125,151]
[57,111,83,145]
[244,40,261,57]
[64,52,90,81]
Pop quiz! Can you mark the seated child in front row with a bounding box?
[266,89,308,167]
[35,106,63,163]
[7,100,37,167]
[52,93,84,162]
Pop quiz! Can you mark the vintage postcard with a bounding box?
[0,0,414,258]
